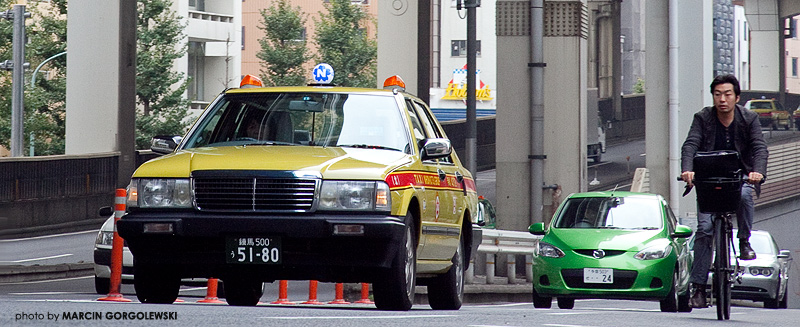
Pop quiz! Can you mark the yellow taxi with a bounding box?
[744,98,790,130]
[117,64,480,311]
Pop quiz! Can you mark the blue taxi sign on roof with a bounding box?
[312,63,334,84]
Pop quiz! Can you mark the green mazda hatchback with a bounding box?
[528,192,694,312]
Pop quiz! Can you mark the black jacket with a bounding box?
[681,104,768,177]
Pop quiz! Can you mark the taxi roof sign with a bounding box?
[312,63,335,85]
[383,75,406,92]
[240,74,264,88]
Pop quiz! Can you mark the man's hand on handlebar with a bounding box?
[747,172,764,185]
[681,171,695,187]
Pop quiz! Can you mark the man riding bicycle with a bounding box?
[680,74,768,309]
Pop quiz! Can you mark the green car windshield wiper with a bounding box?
[338,144,401,151]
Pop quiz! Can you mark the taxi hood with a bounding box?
[133,146,412,180]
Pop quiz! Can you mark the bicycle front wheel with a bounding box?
[713,217,731,320]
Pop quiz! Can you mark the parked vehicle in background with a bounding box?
[477,196,497,229]
[529,192,694,312]
[727,230,791,308]
[793,105,800,131]
[744,98,790,130]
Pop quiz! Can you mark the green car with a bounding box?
[528,192,694,312]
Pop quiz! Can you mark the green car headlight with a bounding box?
[634,240,672,260]
[536,242,565,258]
[128,178,192,208]
[319,181,391,212]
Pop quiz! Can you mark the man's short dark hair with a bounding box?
[710,74,741,96]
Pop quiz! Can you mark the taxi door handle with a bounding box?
[437,169,446,181]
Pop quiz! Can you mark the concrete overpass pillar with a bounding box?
[65,0,136,188]
[745,0,781,91]
[495,0,588,230]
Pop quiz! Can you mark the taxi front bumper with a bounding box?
[117,211,406,283]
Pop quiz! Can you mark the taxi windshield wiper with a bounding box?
[338,144,401,152]
[241,140,296,146]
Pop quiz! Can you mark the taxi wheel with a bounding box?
[133,262,180,304]
[224,278,264,306]
[374,212,416,311]
[557,298,574,309]
[660,270,679,312]
[427,232,465,310]
[532,287,552,308]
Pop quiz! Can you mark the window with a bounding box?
[188,42,206,101]
[189,0,205,11]
[793,58,798,78]
[450,40,481,57]
[241,27,245,50]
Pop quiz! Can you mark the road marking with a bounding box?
[261,315,458,320]
[0,229,98,242]
[544,324,597,327]
[10,291,85,295]
[546,312,596,315]
[467,303,529,308]
[0,275,92,285]
[0,253,73,263]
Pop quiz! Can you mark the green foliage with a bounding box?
[314,0,377,87]
[0,0,68,155]
[256,0,309,86]
[632,78,645,94]
[135,0,191,149]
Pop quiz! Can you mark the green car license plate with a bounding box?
[225,236,282,264]
[584,268,613,284]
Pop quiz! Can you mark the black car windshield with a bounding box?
[553,196,663,230]
[181,92,411,152]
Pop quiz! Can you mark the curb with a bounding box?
[0,263,94,283]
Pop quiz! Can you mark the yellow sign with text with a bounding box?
[441,83,494,101]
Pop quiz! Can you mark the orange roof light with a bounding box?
[383,75,406,92]
[240,75,264,88]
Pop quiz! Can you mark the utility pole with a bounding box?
[1,5,31,157]
[461,0,480,176]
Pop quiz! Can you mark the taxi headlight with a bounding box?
[319,181,391,211]
[634,240,672,260]
[535,242,565,258]
[128,179,192,208]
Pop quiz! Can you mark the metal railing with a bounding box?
[467,228,540,284]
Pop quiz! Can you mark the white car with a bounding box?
[729,230,792,308]
[93,215,215,294]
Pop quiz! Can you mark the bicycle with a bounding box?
[679,150,761,320]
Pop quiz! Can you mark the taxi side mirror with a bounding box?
[151,135,183,154]
[420,138,452,160]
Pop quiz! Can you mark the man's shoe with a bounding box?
[740,240,757,260]
[689,284,707,308]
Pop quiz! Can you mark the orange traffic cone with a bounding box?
[301,280,325,305]
[271,280,295,304]
[354,283,374,304]
[328,283,350,304]
[197,278,225,304]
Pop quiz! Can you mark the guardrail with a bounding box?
[467,228,540,285]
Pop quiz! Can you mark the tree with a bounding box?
[632,78,645,94]
[0,0,68,156]
[314,0,377,87]
[135,0,191,149]
[257,0,309,86]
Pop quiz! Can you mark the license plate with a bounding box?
[584,268,613,284]
[225,236,282,264]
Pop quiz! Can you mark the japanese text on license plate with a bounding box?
[225,236,281,264]
[584,268,613,284]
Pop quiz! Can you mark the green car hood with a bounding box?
[545,228,665,252]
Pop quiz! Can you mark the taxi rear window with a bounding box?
[182,92,411,153]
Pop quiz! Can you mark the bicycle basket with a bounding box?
[693,150,742,213]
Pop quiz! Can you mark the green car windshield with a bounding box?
[182,92,411,153]
[553,196,663,230]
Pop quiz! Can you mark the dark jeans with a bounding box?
[689,183,755,285]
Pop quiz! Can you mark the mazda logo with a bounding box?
[593,249,606,259]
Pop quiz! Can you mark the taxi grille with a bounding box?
[194,177,318,212]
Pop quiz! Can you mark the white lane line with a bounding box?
[261,315,458,320]
[544,324,597,327]
[546,312,596,316]
[467,303,530,308]
[0,229,98,242]
[0,275,92,285]
[0,253,73,263]
[10,291,85,295]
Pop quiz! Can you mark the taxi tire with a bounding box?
[532,287,552,308]
[94,276,110,295]
[660,270,679,312]
[133,262,180,304]
[224,278,264,306]
[427,232,465,310]
[374,213,416,311]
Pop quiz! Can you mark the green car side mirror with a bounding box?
[671,224,693,238]
[529,222,546,235]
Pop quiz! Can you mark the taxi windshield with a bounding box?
[553,196,663,230]
[181,92,411,152]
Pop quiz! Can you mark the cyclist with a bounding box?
[680,74,768,308]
